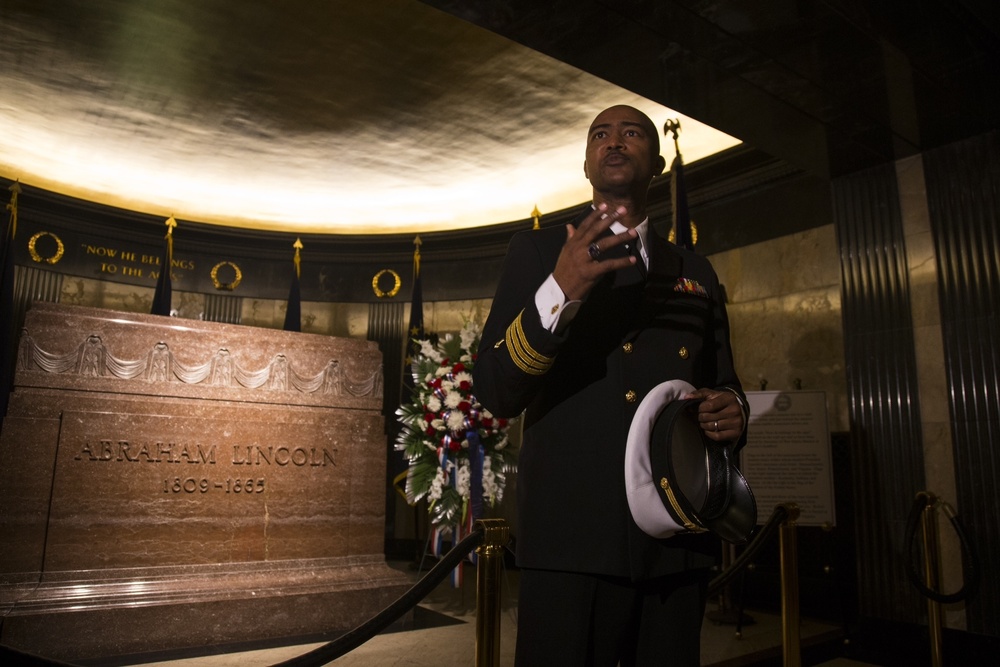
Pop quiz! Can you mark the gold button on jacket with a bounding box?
[678,346,689,359]
[625,390,637,403]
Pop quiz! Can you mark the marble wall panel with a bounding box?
[711,225,841,304]
[423,298,492,336]
[710,225,849,431]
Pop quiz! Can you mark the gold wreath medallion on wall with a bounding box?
[27,231,65,264]
[372,269,401,298]
[210,261,243,291]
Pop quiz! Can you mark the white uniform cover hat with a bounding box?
[625,379,757,544]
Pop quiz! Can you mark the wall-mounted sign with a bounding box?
[742,391,836,528]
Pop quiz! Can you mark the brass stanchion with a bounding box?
[919,491,944,667]
[778,503,801,667]
[474,518,510,667]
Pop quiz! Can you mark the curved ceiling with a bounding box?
[0,0,739,235]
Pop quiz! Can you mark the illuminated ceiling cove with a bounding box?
[0,0,739,235]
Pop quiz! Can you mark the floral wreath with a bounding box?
[396,320,517,534]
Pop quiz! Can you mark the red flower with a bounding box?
[459,380,471,390]
[425,426,436,437]
[458,401,471,413]
[498,418,508,428]
[448,439,461,453]
[424,412,435,423]
[453,362,465,374]
[481,417,494,428]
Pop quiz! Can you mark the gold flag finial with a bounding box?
[163,216,176,267]
[292,238,303,277]
[412,235,422,277]
[663,119,682,158]
[531,205,541,230]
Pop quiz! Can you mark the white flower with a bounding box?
[454,371,472,387]
[456,461,470,498]
[431,418,445,431]
[459,322,477,350]
[426,396,441,412]
[428,466,447,502]
[446,410,466,431]
[482,457,497,500]
[419,340,442,361]
[444,391,462,409]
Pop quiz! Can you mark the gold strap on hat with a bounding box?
[659,476,707,533]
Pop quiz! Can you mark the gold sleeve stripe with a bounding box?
[504,311,555,375]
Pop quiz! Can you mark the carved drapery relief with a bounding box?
[16,331,381,398]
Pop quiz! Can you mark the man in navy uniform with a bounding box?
[473,105,747,666]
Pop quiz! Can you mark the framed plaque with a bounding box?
[742,391,836,527]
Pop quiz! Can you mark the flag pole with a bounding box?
[1,181,22,422]
[151,216,176,316]
[394,235,426,535]
[663,120,696,251]
[282,238,303,332]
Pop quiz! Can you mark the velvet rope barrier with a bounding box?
[707,503,792,596]
[269,524,486,667]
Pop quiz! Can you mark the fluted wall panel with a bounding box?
[833,164,926,622]
[367,301,406,421]
[203,293,243,325]
[368,300,406,541]
[923,131,1000,635]
[13,265,63,331]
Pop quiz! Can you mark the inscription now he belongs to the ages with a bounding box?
[74,440,338,495]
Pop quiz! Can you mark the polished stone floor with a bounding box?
[119,560,884,667]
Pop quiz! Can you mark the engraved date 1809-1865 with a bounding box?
[163,477,265,494]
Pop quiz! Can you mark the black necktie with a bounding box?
[628,236,647,279]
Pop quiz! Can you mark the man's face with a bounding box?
[584,105,664,195]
